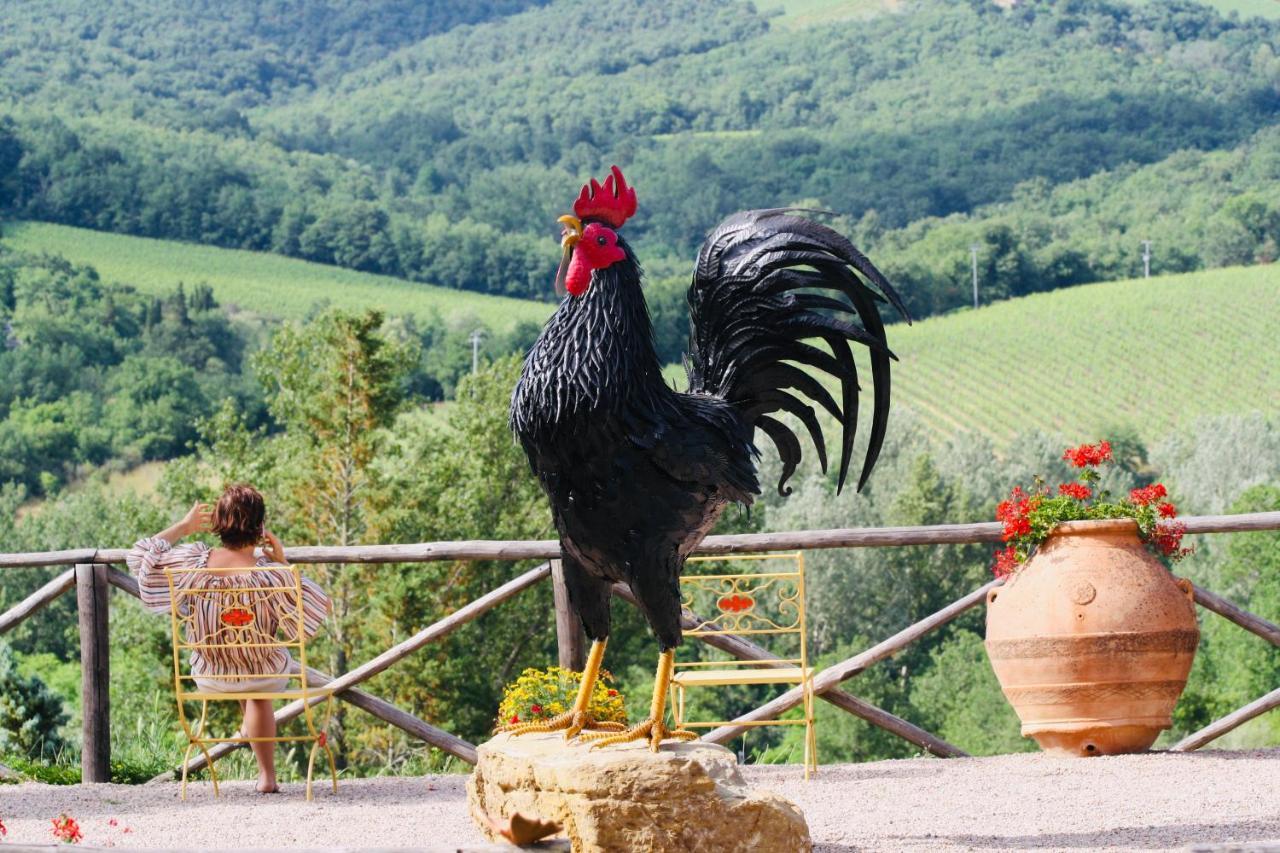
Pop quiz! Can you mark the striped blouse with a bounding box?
[127,537,329,682]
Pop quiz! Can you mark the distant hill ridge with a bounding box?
[0,0,1276,319]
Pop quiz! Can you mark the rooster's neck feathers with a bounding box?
[511,240,669,442]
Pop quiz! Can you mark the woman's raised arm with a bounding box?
[155,502,212,545]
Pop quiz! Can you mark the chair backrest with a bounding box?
[163,564,314,697]
[676,551,809,671]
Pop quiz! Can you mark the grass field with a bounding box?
[1,221,553,330]
[752,0,902,27]
[891,265,1279,446]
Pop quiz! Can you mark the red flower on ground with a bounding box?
[1130,483,1169,506]
[1058,483,1092,500]
[992,546,1020,579]
[1063,441,1113,468]
[0,817,7,837]
[1157,502,1178,518]
[51,814,83,845]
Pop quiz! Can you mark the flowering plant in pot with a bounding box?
[990,440,1191,579]
[984,441,1200,757]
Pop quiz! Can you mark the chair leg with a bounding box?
[306,741,318,802]
[180,742,195,801]
[324,697,338,793]
[325,743,339,794]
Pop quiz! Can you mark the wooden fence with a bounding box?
[1,510,1278,783]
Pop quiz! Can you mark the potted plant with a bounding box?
[984,441,1199,756]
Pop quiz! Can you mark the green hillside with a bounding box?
[3,0,1276,314]
[893,265,1280,445]
[0,222,552,329]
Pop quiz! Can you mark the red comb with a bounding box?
[573,165,637,229]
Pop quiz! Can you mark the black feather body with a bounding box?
[511,238,756,650]
[511,212,906,652]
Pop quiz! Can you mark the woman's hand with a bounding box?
[262,529,288,564]
[179,502,213,538]
[156,501,211,544]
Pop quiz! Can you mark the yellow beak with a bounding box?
[558,215,583,249]
[554,215,583,296]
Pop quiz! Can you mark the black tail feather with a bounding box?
[686,209,907,494]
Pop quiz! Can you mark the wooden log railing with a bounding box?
[0,509,1277,783]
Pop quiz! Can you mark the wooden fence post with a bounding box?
[75,563,110,783]
[550,559,585,671]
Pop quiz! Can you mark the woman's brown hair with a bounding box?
[211,484,266,550]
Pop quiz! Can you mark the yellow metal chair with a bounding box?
[671,551,817,777]
[163,564,337,800]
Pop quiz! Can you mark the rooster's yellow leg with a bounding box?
[503,639,626,740]
[582,649,698,752]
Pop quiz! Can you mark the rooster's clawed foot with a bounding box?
[580,717,698,752]
[503,710,626,741]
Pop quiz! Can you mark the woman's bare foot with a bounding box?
[256,778,279,794]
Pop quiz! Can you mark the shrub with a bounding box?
[0,643,67,760]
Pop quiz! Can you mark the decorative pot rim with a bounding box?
[1047,518,1139,538]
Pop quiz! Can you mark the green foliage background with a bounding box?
[0,0,1278,780]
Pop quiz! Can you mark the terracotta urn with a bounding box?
[984,519,1199,756]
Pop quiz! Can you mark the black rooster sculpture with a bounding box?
[509,167,909,750]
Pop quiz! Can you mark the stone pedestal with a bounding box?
[467,732,810,852]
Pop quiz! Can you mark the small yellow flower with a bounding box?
[498,666,628,729]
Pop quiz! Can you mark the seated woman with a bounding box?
[127,484,330,794]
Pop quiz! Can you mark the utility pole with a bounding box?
[969,244,980,309]
[1141,240,1153,279]
[469,329,484,374]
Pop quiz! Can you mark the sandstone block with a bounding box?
[467,732,810,852]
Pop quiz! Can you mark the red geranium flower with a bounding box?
[607,689,618,697]
[1063,441,1113,468]
[1058,483,1092,500]
[996,486,1039,541]
[991,546,1020,579]
[1152,520,1191,558]
[1157,502,1177,518]
[51,814,83,845]
[1130,483,1168,506]
[509,714,520,724]
[531,704,542,715]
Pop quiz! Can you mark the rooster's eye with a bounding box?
[596,236,607,246]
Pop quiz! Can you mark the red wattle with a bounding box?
[565,253,591,297]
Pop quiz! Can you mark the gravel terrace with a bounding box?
[1,749,1278,851]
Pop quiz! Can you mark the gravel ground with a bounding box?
[1,749,1278,851]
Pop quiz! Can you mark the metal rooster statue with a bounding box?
[509,166,909,750]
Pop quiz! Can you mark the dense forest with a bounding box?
[1,0,1278,317]
[1,0,1279,780]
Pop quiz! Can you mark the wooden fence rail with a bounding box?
[0,509,1277,783]
[4,511,1276,569]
